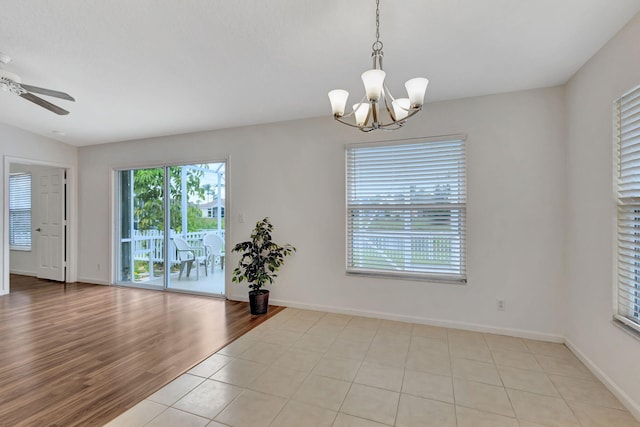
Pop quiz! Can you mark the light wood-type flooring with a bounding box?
[0,275,283,426]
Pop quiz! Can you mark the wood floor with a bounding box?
[0,275,284,427]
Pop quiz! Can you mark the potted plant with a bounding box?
[231,217,296,315]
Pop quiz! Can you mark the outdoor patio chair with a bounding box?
[203,233,225,272]
[172,236,208,280]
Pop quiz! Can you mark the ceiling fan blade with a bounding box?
[20,92,70,115]
[20,84,75,101]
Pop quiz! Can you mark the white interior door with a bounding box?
[35,168,66,281]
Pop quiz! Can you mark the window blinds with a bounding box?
[346,137,466,282]
[616,84,640,332]
[9,173,32,249]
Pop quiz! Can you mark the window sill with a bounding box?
[10,246,32,252]
[612,317,640,343]
[346,270,467,285]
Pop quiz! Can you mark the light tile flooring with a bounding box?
[106,308,640,427]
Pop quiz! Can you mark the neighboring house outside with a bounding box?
[197,199,225,219]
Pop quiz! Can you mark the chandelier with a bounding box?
[328,0,428,132]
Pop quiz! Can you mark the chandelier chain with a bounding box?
[372,0,383,53]
[375,0,380,43]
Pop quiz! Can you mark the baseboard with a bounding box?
[76,277,111,286]
[10,272,107,285]
[564,338,640,421]
[9,269,36,277]
[227,294,564,343]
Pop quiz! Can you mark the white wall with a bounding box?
[565,12,640,418]
[0,123,77,294]
[77,85,567,340]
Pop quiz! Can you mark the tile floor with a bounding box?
[105,308,640,427]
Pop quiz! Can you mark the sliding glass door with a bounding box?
[117,167,165,288]
[116,162,226,296]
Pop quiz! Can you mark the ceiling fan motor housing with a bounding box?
[0,69,25,95]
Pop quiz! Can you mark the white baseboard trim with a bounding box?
[9,269,36,276]
[76,277,111,286]
[227,294,564,343]
[564,338,640,421]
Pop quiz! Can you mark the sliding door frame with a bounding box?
[111,157,229,298]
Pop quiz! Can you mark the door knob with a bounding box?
[36,227,41,232]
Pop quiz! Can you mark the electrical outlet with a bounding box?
[497,299,506,311]
[239,213,245,223]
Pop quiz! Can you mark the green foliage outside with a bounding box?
[191,217,225,231]
[133,166,212,233]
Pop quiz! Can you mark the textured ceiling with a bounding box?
[1,0,639,146]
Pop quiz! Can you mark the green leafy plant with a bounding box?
[231,217,296,293]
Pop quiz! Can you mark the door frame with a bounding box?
[111,157,229,298]
[2,156,76,295]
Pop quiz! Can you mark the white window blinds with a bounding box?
[346,137,467,282]
[9,173,32,249]
[616,84,640,332]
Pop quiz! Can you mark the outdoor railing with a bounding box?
[130,229,225,278]
[351,230,461,271]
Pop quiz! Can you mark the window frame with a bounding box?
[614,83,640,334]
[345,135,467,283]
[9,172,32,251]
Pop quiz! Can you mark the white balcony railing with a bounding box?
[126,229,225,279]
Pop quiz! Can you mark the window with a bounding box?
[9,172,32,250]
[207,207,225,218]
[346,136,467,282]
[616,84,640,333]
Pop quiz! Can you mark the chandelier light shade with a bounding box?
[353,103,370,126]
[328,89,349,116]
[392,98,410,120]
[361,69,386,101]
[328,0,429,132]
[405,78,429,107]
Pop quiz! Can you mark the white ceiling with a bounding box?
[1,0,639,147]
